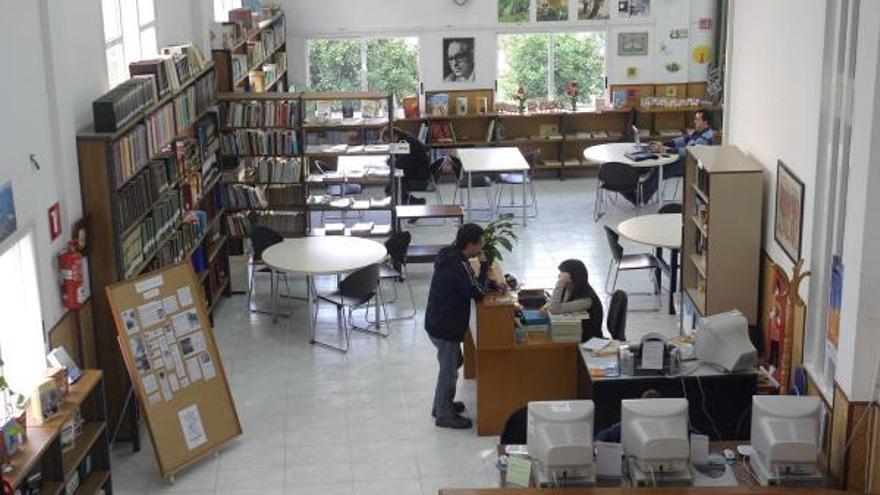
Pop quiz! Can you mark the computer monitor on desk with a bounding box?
[621,398,692,486]
[750,396,823,486]
[527,400,595,487]
[696,310,758,372]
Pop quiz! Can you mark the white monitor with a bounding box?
[695,310,758,372]
[621,398,690,473]
[527,401,595,478]
[750,396,822,485]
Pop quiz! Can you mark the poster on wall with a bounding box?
[0,180,16,246]
[765,265,789,385]
[826,256,842,349]
[617,0,650,18]
[498,0,529,23]
[443,38,476,82]
[537,0,568,21]
[618,32,649,56]
[774,160,805,263]
[578,0,609,20]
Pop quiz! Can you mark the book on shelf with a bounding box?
[329,197,354,208]
[429,121,455,143]
[253,211,304,237]
[222,99,300,128]
[244,157,302,183]
[129,58,178,96]
[426,94,449,116]
[486,120,496,142]
[92,77,157,132]
[221,129,300,155]
[221,184,268,209]
[350,222,374,235]
[228,8,255,30]
[417,123,429,144]
[369,196,392,208]
[211,22,242,49]
[161,43,207,73]
[402,97,419,119]
[113,124,150,188]
[371,224,392,236]
[351,199,370,210]
[249,70,267,93]
[324,223,346,235]
[145,102,175,152]
[264,184,305,206]
[231,53,248,83]
[455,97,468,116]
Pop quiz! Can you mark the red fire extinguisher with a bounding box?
[59,240,85,310]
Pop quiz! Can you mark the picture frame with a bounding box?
[774,160,805,263]
[618,32,649,56]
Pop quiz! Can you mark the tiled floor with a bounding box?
[111,174,682,494]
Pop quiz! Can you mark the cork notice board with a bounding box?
[106,263,241,479]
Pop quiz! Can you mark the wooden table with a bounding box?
[262,237,387,351]
[456,147,530,225]
[583,143,680,204]
[464,292,580,436]
[617,213,682,315]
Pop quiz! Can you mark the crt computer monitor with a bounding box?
[527,400,595,472]
[750,395,822,484]
[621,398,690,473]
[695,309,758,372]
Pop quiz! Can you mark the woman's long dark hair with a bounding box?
[558,259,590,301]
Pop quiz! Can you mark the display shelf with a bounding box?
[6,427,58,488]
[692,183,710,203]
[690,253,707,278]
[691,214,708,237]
[61,423,105,481]
[73,470,111,495]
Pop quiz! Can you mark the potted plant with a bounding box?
[514,86,528,115]
[480,216,518,283]
[565,81,579,111]
[0,360,28,440]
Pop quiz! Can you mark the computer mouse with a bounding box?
[723,449,736,461]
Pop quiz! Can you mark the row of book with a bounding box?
[121,190,183,276]
[93,76,158,132]
[224,210,305,238]
[146,218,204,275]
[219,129,300,156]
[194,115,219,163]
[113,124,150,188]
[265,185,305,206]
[221,99,300,128]
[695,166,711,196]
[117,154,182,233]
[245,22,283,71]
[145,103,175,154]
[246,157,303,183]
[221,184,268,209]
[174,71,217,130]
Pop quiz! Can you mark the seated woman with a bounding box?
[542,259,604,341]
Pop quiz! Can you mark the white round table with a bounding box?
[584,143,679,205]
[617,213,682,315]
[262,237,387,350]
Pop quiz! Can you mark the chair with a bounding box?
[658,203,683,214]
[449,155,495,215]
[313,264,387,352]
[606,290,628,341]
[248,226,287,312]
[494,149,539,218]
[603,226,661,303]
[594,162,642,220]
[370,232,416,321]
[499,406,528,445]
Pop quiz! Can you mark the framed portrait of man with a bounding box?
[443,38,475,82]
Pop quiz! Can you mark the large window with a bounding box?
[0,233,47,409]
[498,32,606,106]
[213,0,242,23]
[308,37,420,99]
[102,0,158,88]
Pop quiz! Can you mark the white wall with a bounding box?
[282,0,718,90]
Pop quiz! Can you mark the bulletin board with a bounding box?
[106,262,241,479]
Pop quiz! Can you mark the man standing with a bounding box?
[425,223,488,429]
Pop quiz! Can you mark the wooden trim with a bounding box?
[829,382,874,491]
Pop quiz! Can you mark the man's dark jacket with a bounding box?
[425,245,488,342]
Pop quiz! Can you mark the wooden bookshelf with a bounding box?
[76,61,228,442]
[7,371,112,495]
[212,12,287,93]
[682,145,763,326]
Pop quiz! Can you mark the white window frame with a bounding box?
[496,29,608,106]
[102,0,158,88]
[213,0,242,23]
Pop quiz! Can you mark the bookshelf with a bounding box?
[395,83,722,175]
[681,145,763,327]
[6,371,111,495]
[77,60,228,440]
[212,11,287,93]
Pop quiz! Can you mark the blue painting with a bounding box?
[0,180,17,245]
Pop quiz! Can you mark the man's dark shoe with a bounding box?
[431,401,465,418]
[435,414,472,429]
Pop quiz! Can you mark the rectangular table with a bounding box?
[578,347,758,440]
[456,147,530,225]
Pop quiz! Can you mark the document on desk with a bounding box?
[690,434,709,465]
[506,456,532,487]
[581,337,611,352]
[641,340,665,370]
[595,442,623,477]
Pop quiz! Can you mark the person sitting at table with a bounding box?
[623,109,716,205]
[541,259,604,341]
[384,127,443,205]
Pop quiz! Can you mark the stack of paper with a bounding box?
[550,313,588,342]
[324,223,345,235]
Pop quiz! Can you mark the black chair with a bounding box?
[603,226,661,303]
[494,149,539,218]
[658,203,683,214]
[314,264,387,352]
[373,232,416,321]
[499,406,528,445]
[449,155,495,214]
[606,290,628,341]
[594,162,642,220]
[248,226,286,312]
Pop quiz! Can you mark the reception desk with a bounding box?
[464,293,581,436]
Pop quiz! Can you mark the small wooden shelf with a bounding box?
[6,427,59,487]
[690,253,707,278]
[692,183,710,203]
[73,469,111,495]
[686,286,706,313]
[691,214,708,237]
[62,422,106,481]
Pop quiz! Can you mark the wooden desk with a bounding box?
[465,293,580,436]
[441,488,845,495]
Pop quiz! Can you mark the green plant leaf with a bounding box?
[498,237,513,252]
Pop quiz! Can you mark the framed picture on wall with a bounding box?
[498,0,529,23]
[442,38,475,82]
[537,0,569,22]
[618,32,649,56]
[774,160,805,263]
[578,0,610,20]
[0,180,17,246]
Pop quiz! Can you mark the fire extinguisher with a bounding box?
[59,240,85,310]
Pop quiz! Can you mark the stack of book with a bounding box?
[92,77,158,132]
[222,99,300,128]
[249,157,301,183]
[117,170,154,233]
[221,184,267,209]
[550,313,588,343]
[161,43,207,74]
[145,103,175,153]
[147,153,180,196]
[120,190,183,276]
[220,129,299,156]
[128,57,182,96]
[264,185,305,206]
[113,124,149,187]
[211,22,243,50]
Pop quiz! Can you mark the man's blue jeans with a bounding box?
[430,336,461,419]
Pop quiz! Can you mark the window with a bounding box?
[102,0,158,88]
[498,32,606,106]
[0,233,47,408]
[213,0,242,23]
[308,37,420,99]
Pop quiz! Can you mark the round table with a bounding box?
[262,237,387,350]
[583,143,680,204]
[617,213,682,315]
